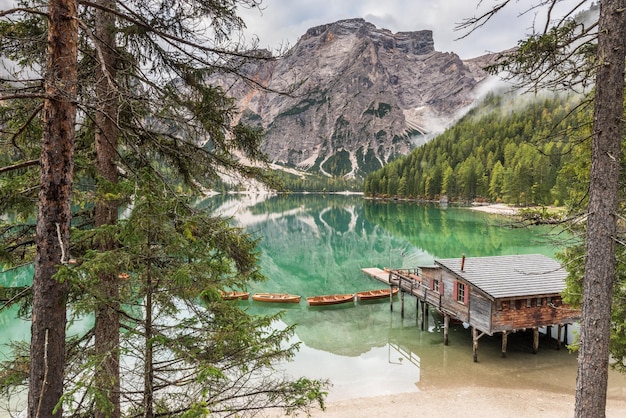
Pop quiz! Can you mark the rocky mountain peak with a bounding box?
[302,18,435,56]
[214,19,496,178]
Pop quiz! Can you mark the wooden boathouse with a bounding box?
[362,253,580,361]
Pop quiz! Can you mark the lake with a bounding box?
[2,193,626,412]
[208,193,626,403]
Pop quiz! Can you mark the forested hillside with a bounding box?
[364,92,591,206]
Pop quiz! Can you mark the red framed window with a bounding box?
[454,281,469,305]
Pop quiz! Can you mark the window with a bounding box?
[433,279,440,293]
[456,282,466,303]
[453,281,468,304]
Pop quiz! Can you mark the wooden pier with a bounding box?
[361,267,440,332]
[362,254,581,362]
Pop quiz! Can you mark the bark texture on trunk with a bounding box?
[28,0,78,416]
[575,1,626,416]
[143,264,154,418]
[93,1,121,417]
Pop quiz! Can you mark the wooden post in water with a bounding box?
[532,327,539,354]
[472,327,479,362]
[400,289,405,318]
[424,303,429,328]
[557,325,563,350]
[389,284,393,311]
[501,331,508,357]
[420,300,425,331]
[564,324,568,345]
[443,314,450,346]
[416,297,420,323]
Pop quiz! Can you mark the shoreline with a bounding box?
[264,387,626,417]
[468,203,520,216]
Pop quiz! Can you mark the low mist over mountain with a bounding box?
[217,18,497,178]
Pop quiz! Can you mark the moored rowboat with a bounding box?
[307,293,354,306]
[220,291,250,301]
[252,293,301,303]
[355,287,398,301]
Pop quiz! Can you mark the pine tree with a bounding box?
[1,0,327,415]
[458,2,626,416]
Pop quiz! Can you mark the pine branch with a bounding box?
[0,159,40,174]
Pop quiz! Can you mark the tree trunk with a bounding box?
[143,260,154,418]
[28,0,78,416]
[575,1,626,416]
[93,2,121,417]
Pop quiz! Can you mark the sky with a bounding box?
[238,0,584,59]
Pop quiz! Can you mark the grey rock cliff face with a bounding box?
[221,18,493,177]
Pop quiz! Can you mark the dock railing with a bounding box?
[388,269,442,311]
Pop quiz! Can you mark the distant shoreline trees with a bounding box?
[364,91,590,207]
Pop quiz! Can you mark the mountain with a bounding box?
[217,18,496,178]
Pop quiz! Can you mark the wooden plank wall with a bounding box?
[427,269,470,322]
[492,296,580,332]
[469,292,492,331]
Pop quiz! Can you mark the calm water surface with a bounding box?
[2,194,626,410]
[209,194,626,402]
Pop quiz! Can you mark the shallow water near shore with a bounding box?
[2,194,626,415]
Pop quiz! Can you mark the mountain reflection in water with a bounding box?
[209,194,626,402]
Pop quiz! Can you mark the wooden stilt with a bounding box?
[390,285,393,311]
[401,289,405,318]
[424,303,429,328]
[443,314,450,346]
[420,300,425,331]
[564,324,568,346]
[472,327,479,362]
[501,331,508,358]
[532,327,539,354]
[547,325,552,347]
[416,297,419,323]
[557,325,563,350]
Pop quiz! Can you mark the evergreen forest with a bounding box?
[364,91,592,207]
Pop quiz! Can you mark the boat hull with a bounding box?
[307,294,354,306]
[356,288,398,301]
[221,291,250,301]
[252,293,301,303]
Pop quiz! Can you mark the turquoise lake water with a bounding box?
[209,194,626,402]
[2,194,625,410]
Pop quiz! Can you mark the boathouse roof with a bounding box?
[434,254,568,299]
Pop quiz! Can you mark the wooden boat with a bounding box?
[355,287,399,301]
[220,291,250,301]
[252,293,301,303]
[307,293,354,306]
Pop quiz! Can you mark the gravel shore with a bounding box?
[264,387,626,417]
[468,203,520,216]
